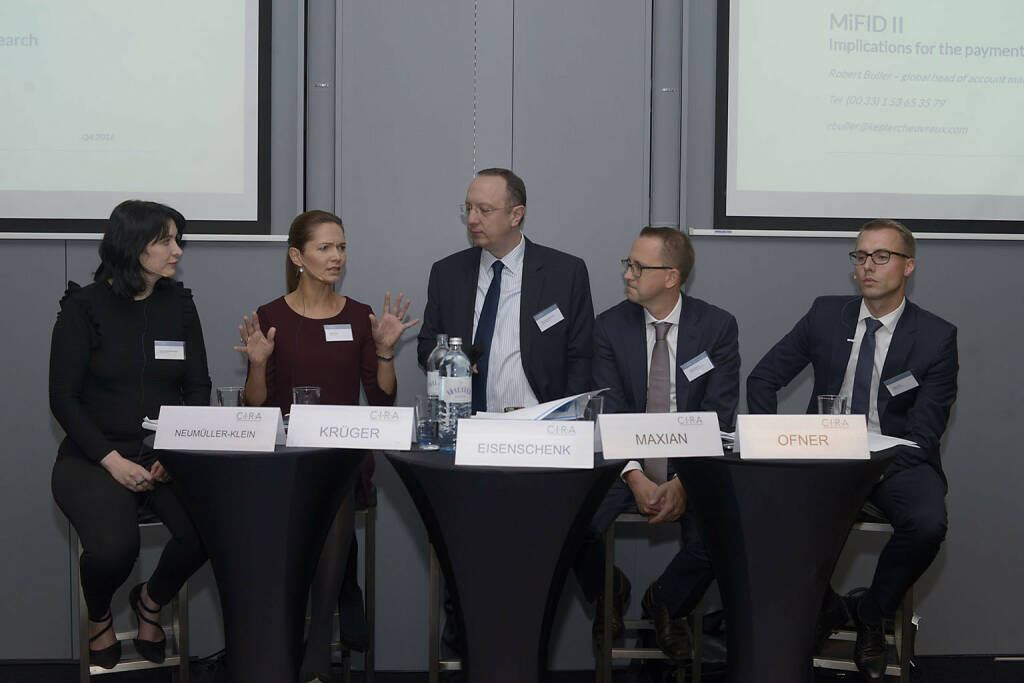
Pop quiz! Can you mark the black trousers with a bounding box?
[51,451,207,621]
[864,463,948,614]
[573,477,713,618]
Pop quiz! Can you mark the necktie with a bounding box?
[472,260,504,413]
[645,322,671,483]
[851,318,883,416]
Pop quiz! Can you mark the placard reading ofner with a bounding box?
[598,412,724,459]
[736,414,869,460]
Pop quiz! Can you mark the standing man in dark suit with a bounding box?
[573,227,740,662]
[417,167,594,410]
[747,219,958,681]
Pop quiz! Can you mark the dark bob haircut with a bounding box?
[95,200,186,299]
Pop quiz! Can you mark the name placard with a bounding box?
[155,406,285,452]
[736,414,869,460]
[454,419,593,469]
[598,412,724,460]
[286,405,414,450]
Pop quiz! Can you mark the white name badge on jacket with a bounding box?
[154,341,185,360]
[884,371,919,396]
[534,304,564,332]
[681,351,714,382]
[324,324,353,342]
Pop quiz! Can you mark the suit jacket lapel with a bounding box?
[674,295,698,411]
[519,237,543,372]
[877,300,917,419]
[458,249,482,344]
[625,303,649,412]
[828,297,861,395]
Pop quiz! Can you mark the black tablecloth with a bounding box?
[674,453,893,683]
[155,439,364,683]
[386,450,621,683]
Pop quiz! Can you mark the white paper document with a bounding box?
[471,390,607,421]
[867,433,919,452]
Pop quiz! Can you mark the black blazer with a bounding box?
[592,295,740,431]
[417,237,594,403]
[746,295,958,481]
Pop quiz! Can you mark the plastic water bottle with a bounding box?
[438,337,472,454]
[424,334,449,446]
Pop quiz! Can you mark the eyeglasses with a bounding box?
[459,202,514,224]
[848,249,912,265]
[621,259,675,278]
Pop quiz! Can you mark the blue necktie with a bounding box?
[851,318,883,416]
[472,260,504,413]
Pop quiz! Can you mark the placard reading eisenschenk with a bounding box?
[736,414,869,460]
[598,412,724,460]
[454,419,594,469]
[155,406,285,452]
[286,405,414,451]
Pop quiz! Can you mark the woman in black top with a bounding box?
[49,200,211,668]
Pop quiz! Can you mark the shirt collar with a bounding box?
[480,233,525,276]
[858,296,906,333]
[643,292,683,327]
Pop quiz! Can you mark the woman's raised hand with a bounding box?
[369,291,420,352]
[233,311,276,366]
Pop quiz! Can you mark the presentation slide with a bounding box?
[723,0,1024,224]
[0,0,260,224]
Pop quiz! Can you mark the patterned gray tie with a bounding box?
[645,322,671,484]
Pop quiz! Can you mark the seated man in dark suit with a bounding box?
[417,167,594,411]
[746,219,958,681]
[574,227,740,661]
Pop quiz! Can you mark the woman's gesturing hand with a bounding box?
[369,291,420,352]
[233,311,276,366]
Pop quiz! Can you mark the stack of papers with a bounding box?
[472,390,607,421]
[142,417,159,432]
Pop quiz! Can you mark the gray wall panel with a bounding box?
[511,0,652,670]
[0,242,74,658]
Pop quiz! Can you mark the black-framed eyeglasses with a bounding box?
[621,259,675,278]
[848,249,912,266]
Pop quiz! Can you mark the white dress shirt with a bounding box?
[621,294,682,478]
[839,298,906,434]
[472,235,539,412]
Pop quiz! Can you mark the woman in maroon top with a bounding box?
[234,210,417,682]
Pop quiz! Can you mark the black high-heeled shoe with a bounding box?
[129,583,166,664]
[88,612,122,669]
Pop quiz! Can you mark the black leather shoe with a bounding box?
[88,612,122,669]
[592,567,631,649]
[641,584,692,662]
[129,583,167,664]
[851,595,888,680]
[815,587,850,651]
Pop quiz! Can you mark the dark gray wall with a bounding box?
[3,0,1020,669]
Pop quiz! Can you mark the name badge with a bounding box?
[324,324,353,342]
[155,406,285,452]
[154,340,185,360]
[533,304,565,332]
[681,351,714,382]
[884,371,919,396]
[599,412,723,460]
[455,418,593,469]
[286,404,414,450]
[736,414,869,460]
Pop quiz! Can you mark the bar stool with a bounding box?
[813,502,916,682]
[597,512,703,683]
[75,506,190,682]
[330,503,376,683]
